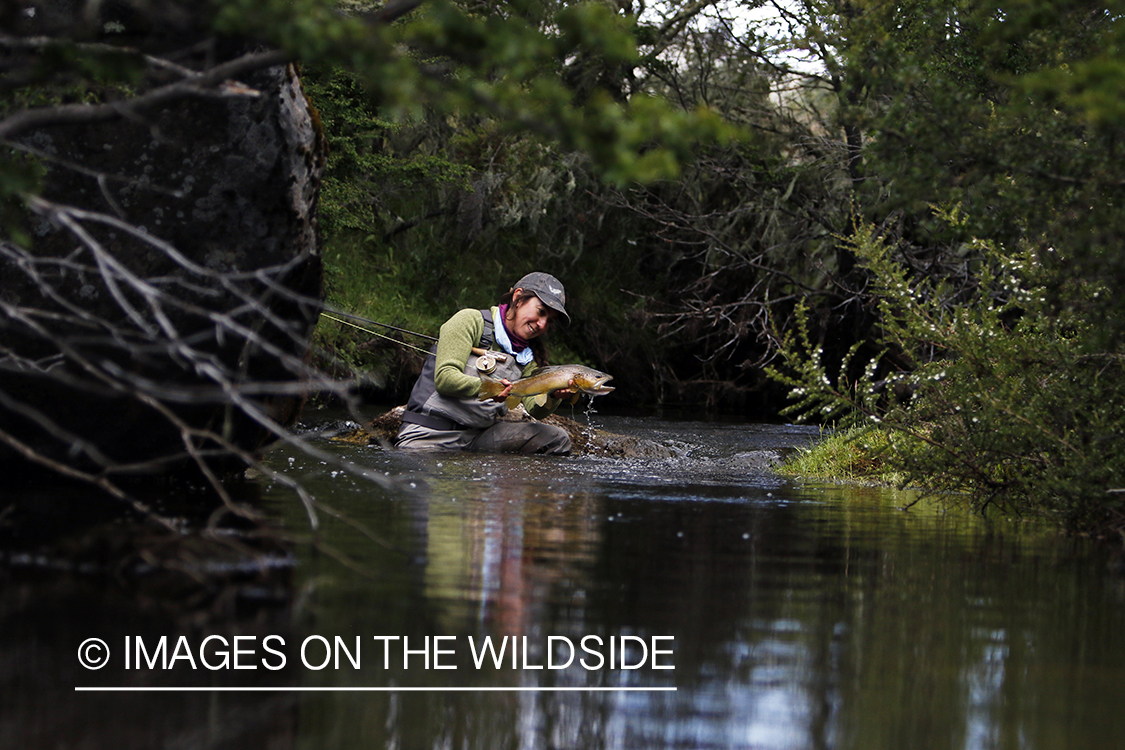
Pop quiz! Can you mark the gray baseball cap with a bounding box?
[512,272,570,324]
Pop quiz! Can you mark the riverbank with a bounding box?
[778,424,1125,547]
[775,426,907,487]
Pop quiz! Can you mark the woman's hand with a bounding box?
[550,378,578,400]
[488,379,514,402]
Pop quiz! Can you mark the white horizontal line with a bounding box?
[75,686,677,693]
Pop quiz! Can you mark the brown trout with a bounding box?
[478,364,614,407]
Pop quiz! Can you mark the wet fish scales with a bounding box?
[478,364,614,405]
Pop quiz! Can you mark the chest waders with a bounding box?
[400,310,526,432]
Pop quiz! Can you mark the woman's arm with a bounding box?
[432,308,486,398]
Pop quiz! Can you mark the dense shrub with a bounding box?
[770,218,1125,535]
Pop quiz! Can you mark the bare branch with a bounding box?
[357,0,428,25]
[0,49,288,141]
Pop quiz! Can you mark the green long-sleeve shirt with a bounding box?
[433,307,561,418]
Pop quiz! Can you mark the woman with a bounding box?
[396,272,574,454]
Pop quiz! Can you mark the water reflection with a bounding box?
[6,414,1125,749]
[250,416,1125,750]
[419,461,603,642]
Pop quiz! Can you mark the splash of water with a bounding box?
[580,396,605,456]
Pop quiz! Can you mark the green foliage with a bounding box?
[844,0,1125,340]
[777,425,907,487]
[747,0,1125,535]
[769,218,1125,534]
[314,234,446,391]
[213,0,736,185]
[303,65,474,235]
[213,0,394,66]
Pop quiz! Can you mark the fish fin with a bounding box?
[478,375,503,401]
[533,393,549,409]
[567,393,581,406]
[505,395,521,410]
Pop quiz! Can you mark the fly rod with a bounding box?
[318,307,507,362]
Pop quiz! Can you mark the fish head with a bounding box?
[573,367,615,396]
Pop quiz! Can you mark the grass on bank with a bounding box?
[777,425,910,487]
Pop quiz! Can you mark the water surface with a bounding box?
[9,412,1125,749]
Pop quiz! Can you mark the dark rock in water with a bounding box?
[0,60,327,476]
[567,421,682,459]
[343,405,681,459]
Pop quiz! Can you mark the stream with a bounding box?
[8,409,1125,749]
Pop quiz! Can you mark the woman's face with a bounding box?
[506,290,556,340]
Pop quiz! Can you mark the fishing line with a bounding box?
[320,306,437,342]
[319,312,434,357]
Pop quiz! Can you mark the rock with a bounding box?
[0,59,327,476]
[729,450,785,472]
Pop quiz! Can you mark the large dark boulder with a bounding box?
[0,58,327,477]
